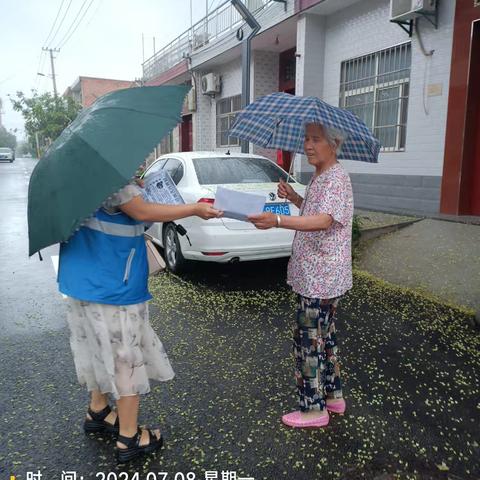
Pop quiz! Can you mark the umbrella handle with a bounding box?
[282,152,296,207]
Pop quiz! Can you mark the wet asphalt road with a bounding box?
[0,158,479,480]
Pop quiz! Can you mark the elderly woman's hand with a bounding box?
[278,178,295,200]
[248,212,278,230]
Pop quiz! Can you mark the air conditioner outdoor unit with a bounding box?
[390,0,437,22]
[201,73,221,95]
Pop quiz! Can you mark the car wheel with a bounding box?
[163,223,186,273]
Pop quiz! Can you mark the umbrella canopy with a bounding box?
[28,85,189,256]
[229,92,380,163]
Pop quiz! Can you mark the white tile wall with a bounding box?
[192,71,215,151]
[252,50,280,161]
[318,0,455,176]
[192,59,243,153]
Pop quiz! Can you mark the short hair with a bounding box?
[323,126,347,155]
[306,124,347,155]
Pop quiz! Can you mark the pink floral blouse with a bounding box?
[287,163,354,299]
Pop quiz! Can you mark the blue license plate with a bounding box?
[263,203,291,215]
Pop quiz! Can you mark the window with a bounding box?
[193,156,295,185]
[216,95,242,147]
[340,43,411,151]
[163,158,184,185]
[145,158,168,176]
[145,158,184,185]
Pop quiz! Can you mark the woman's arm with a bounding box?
[119,195,222,222]
[248,212,333,231]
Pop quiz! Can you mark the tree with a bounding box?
[0,125,17,150]
[10,90,81,155]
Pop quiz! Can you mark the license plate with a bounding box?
[263,203,291,215]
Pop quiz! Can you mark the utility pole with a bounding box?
[42,47,60,97]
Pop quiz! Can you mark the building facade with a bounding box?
[64,76,135,108]
[142,0,479,216]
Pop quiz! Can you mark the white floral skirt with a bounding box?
[66,297,175,400]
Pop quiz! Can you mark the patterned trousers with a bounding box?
[294,294,343,412]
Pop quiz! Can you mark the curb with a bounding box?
[359,218,424,242]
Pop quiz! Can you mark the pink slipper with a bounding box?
[326,398,346,414]
[281,411,330,428]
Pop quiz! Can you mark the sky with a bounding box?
[0,0,218,138]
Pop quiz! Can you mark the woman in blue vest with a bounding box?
[58,183,222,463]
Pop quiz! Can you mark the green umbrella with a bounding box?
[28,85,189,256]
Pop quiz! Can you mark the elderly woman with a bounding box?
[249,123,353,428]
[58,183,222,461]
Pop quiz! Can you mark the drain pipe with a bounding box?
[231,0,261,153]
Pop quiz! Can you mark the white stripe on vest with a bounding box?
[84,218,144,237]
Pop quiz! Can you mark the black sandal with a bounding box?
[116,427,164,464]
[84,405,119,436]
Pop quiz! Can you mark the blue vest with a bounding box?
[58,208,152,305]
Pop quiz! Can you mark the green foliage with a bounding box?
[10,90,81,155]
[352,214,362,260]
[0,125,17,149]
[352,214,361,244]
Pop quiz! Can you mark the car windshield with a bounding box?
[193,157,295,185]
[0,148,11,153]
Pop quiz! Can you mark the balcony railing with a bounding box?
[142,0,271,81]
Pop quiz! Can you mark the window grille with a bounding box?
[216,95,242,147]
[340,42,411,151]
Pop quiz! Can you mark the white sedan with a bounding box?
[143,152,305,272]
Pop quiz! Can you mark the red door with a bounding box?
[180,114,192,152]
[470,22,480,214]
[278,87,295,173]
[466,21,480,215]
[277,49,296,173]
[472,94,480,215]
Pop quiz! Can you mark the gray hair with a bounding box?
[323,126,347,155]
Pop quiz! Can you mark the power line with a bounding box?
[46,0,74,48]
[53,0,89,47]
[56,0,96,49]
[83,0,103,29]
[43,0,66,46]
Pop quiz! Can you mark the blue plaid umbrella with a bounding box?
[229,92,380,163]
